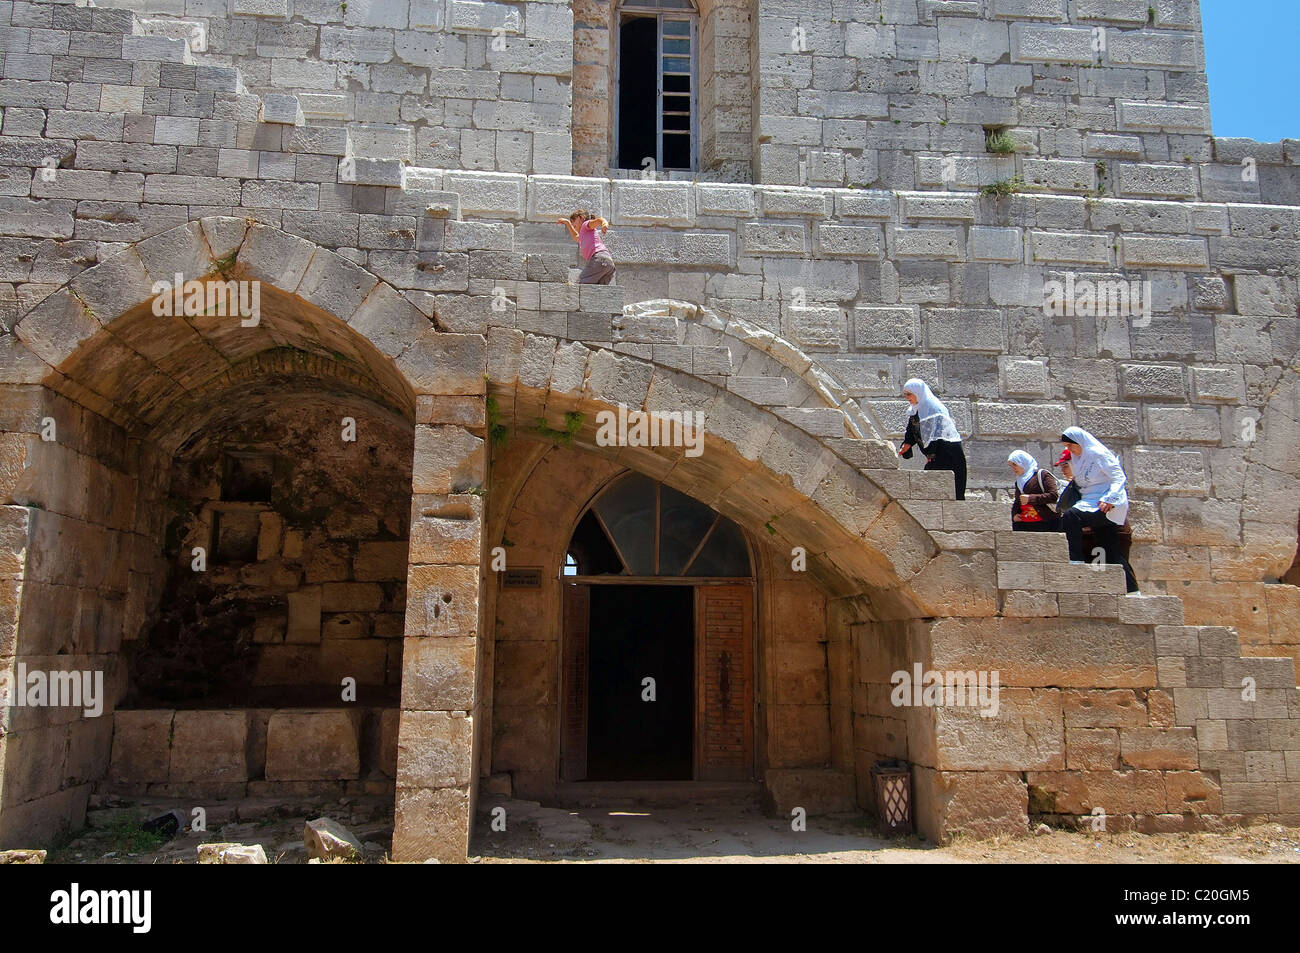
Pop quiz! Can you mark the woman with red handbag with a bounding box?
[1007,450,1061,532]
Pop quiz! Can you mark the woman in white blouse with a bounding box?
[1057,426,1138,593]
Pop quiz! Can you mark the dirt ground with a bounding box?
[42,796,1300,864]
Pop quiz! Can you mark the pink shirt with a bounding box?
[578,221,608,261]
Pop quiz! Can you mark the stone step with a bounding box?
[994,559,1126,594]
[941,498,1006,530]
[774,405,848,438]
[1178,654,1297,688]
[1155,624,1239,657]
[578,284,625,313]
[551,781,763,808]
[911,468,957,500]
[994,530,1071,563]
[829,437,900,471]
[1118,593,1185,626]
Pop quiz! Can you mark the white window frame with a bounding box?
[613,2,699,174]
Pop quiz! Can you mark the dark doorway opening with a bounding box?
[586,585,693,780]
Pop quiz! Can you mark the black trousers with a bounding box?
[1061,507,1139,592]
[925,439,966,500]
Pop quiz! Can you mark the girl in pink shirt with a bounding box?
[557,210,617,284]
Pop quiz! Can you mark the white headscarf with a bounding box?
[903,378,961,446]
[1061,426,1129,524]
[1007,450,1039,491]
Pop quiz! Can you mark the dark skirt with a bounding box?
[1012,517,1062,532]
[924,439,967,501]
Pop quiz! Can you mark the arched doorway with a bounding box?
[560,471,755,785]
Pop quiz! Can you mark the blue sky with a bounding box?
[1202,0,1299,142]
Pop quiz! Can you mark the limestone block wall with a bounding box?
[103,706,398,799]
[0,385,167,843]
[76,0,574,176]
[33,0,1299,198]
[0,0,1298,853]
[752,0,1211,187]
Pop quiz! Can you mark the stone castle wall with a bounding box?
[0,0,1297,855]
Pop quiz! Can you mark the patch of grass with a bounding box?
[102,819,170,855]
[980,174,1025,198]
[984,130,1017,155]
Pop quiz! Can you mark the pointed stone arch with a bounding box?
[0,218,485,856]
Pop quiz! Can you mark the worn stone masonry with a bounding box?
[0,0,1298,862]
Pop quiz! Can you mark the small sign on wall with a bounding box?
[502,567,543,589]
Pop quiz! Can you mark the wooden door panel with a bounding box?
[695,585,753,780]
[561,583,590,781]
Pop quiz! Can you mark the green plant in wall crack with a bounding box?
[486,395,509,448]
[985,130,1017,155]
[980,174,1025,198]
[211,249,238,276]
[533,411,584,447]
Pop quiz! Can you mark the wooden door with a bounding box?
[695,585,754,780]
[561,583,589,781]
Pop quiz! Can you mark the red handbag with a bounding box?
[1016,474,1044,522]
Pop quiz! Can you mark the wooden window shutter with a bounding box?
[561,583,590,781]
[695,585,753,781]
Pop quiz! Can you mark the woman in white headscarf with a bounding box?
[1057,426,1138,592]
[1007,450,1060,531]
[898,378,966,500]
